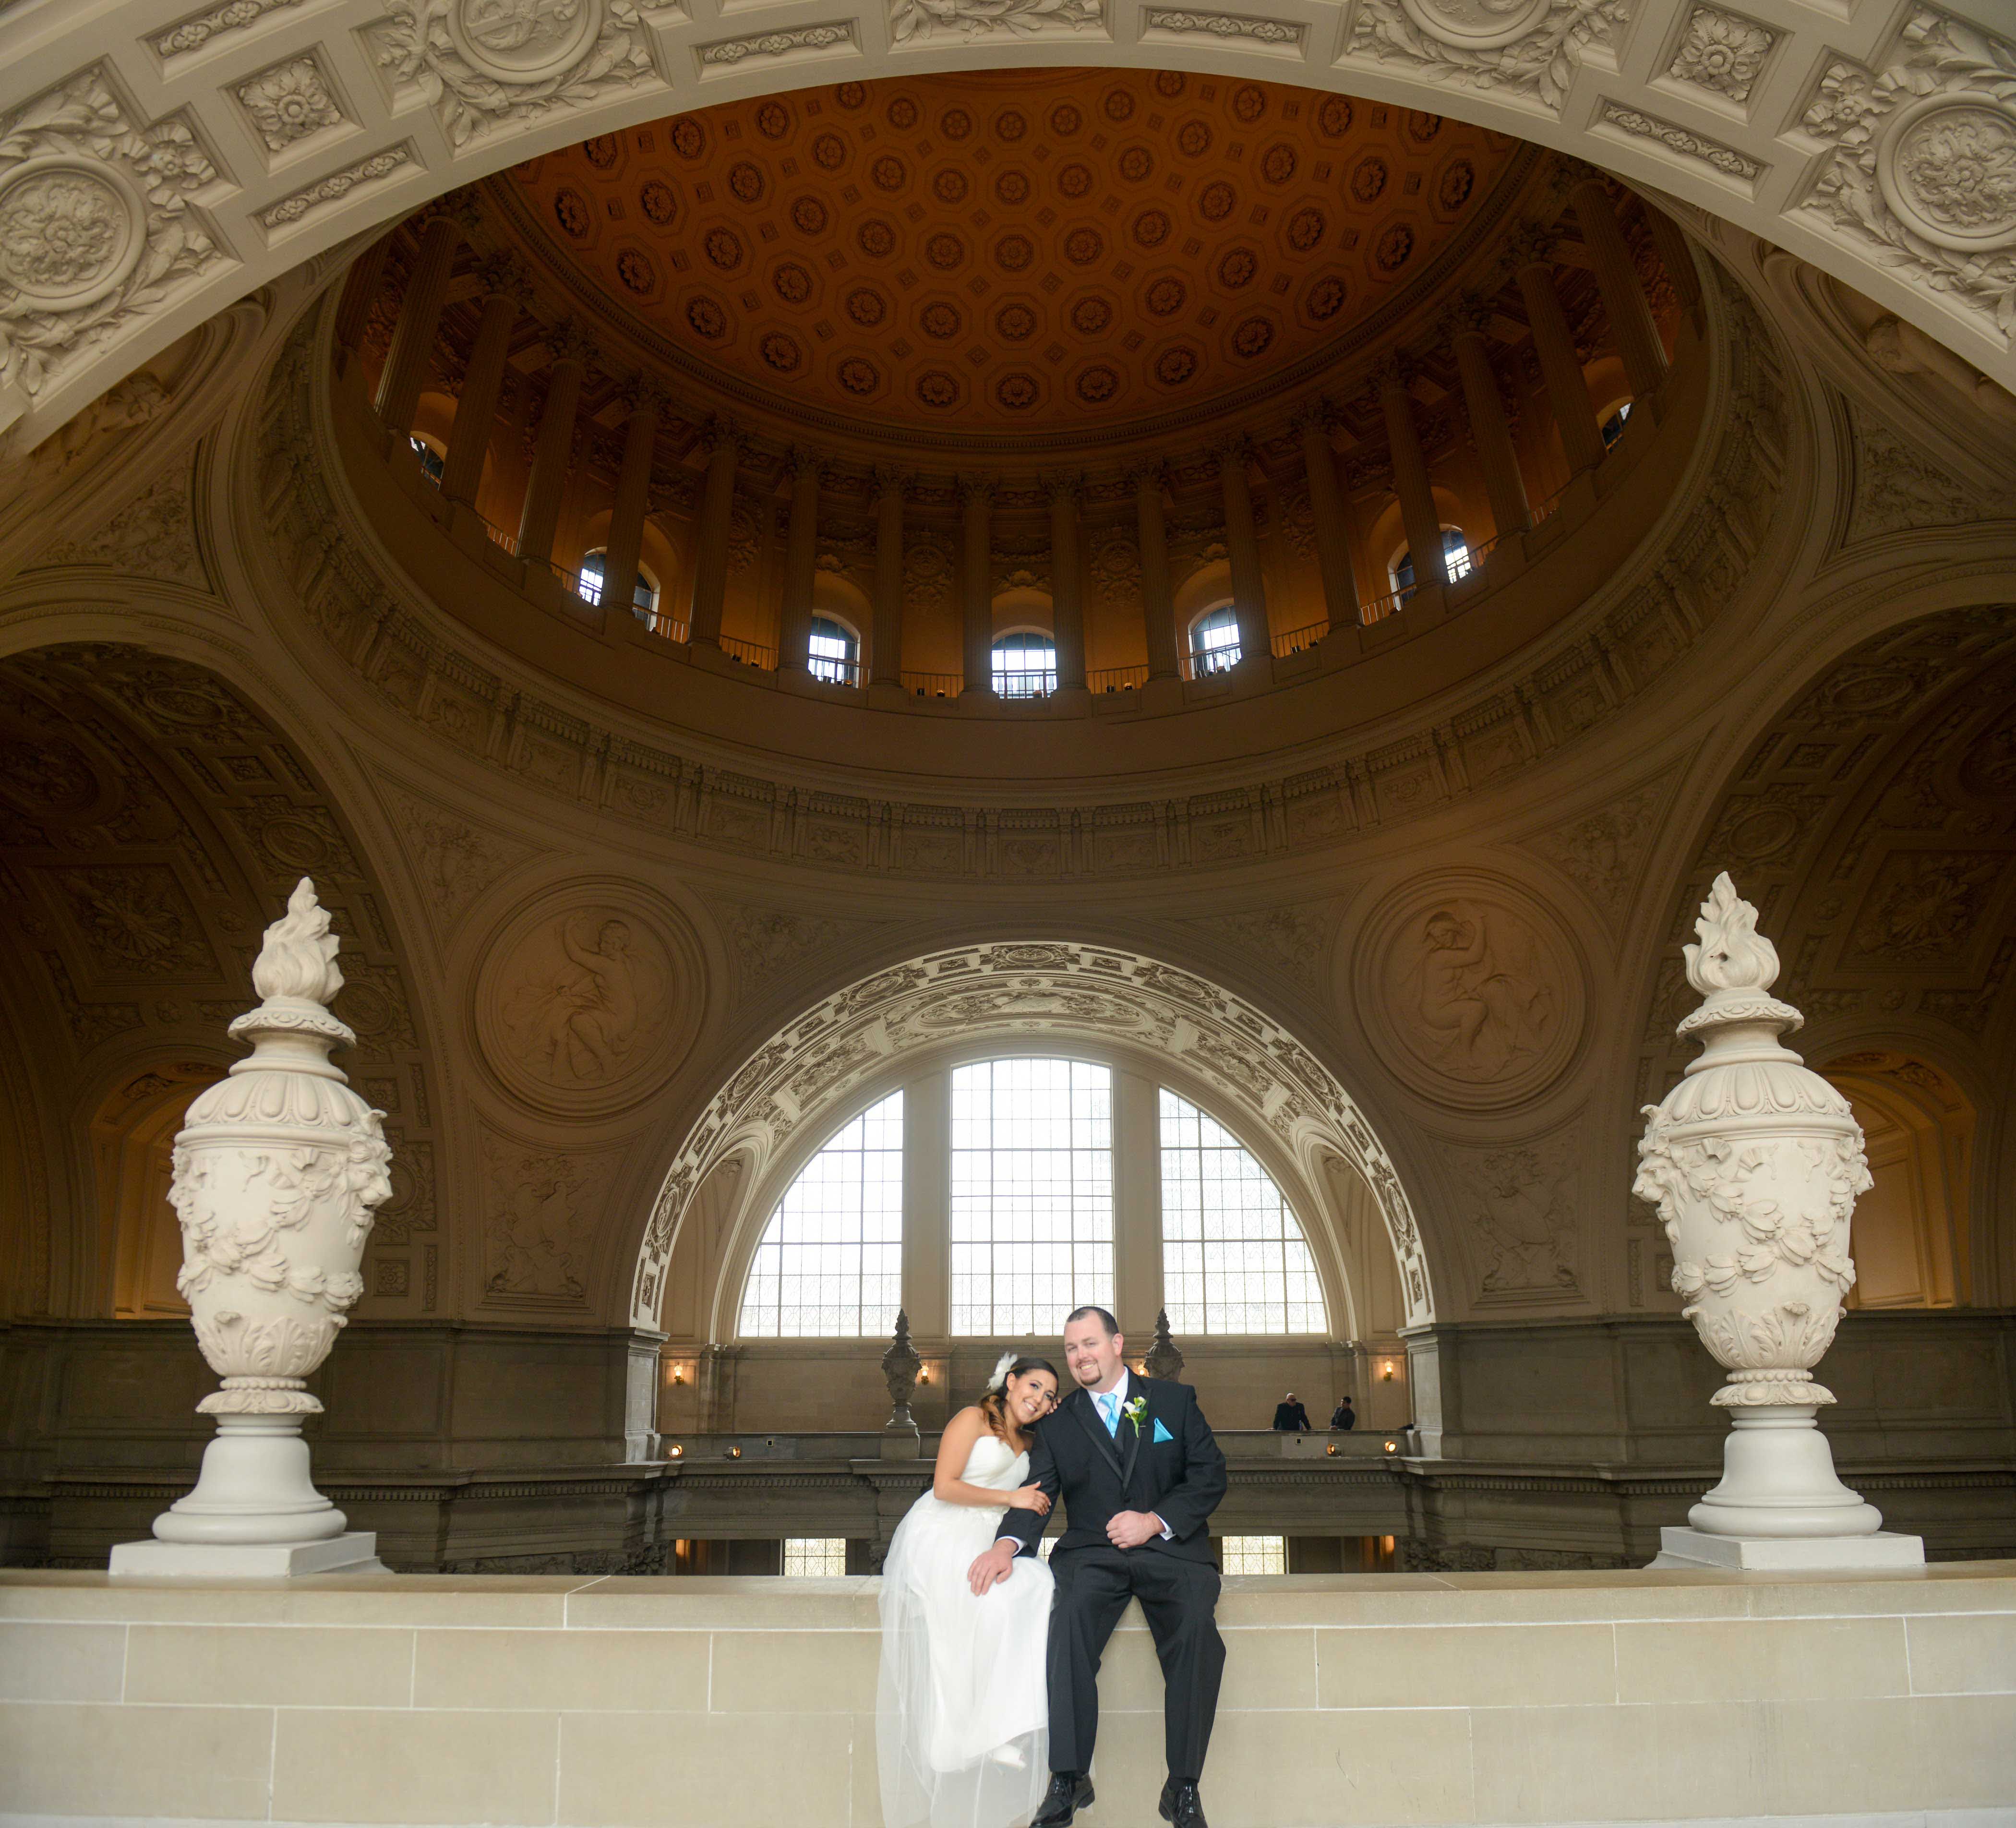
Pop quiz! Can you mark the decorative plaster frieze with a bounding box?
[1664,5,1773,104]
[237,55,346,153]
[1600,100,1760,184]
[1341,0,1630,117]
[152,0,307,58]
[697,22,857,68]
[260,145,414,231]
[364,0,663,148]
[1797,10,2016,340]
[1141,9,1303,51]
[888,0,1103,46]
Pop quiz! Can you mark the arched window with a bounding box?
[1188,603,1241,675]
[578,549,658,613]
[1391,528,1471,598]
[991,630,1057,698]
[1158,1089,1326,1334]
[809,614,860,684]
[737,1090,904,1337]
[1599,400,1632,448]
[408,433,444,483]
[950,1058,1114,1335]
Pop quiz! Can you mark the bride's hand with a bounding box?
[1005,1484,1051,1515]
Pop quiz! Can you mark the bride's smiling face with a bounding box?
[1005,1369,1059,1427]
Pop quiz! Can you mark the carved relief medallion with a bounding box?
[449,0,606,82]
[1876,95,2016,253]
[1397,0,1554,50]
[1352,873,1585,1110]
[476,883,703,1114]
[0,157,149,310]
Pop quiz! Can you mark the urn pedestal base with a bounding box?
[879,1421,922,1460]
[1649,1526,1925,1571]
[109,1532,385,1578]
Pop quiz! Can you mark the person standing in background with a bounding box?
[1271,1393,1311,1431]
[1330,1396,1356,1432]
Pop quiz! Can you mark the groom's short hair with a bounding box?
[1066,1304,1120,1337]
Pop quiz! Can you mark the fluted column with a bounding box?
[1375,358,1445,590]
[1449,300,1532,540]
[1045,474,1087,692]
[1217,440,1269,666]
[376,210,464,435]
[600,379,663,621]
[777,449,823,677]
[440,253,525,508]
[1573,175,1667,401]
[335,234,394,380]
[687,421,741,649]
[1644,204,1701,312]
[1133,465,1179,682]
[872,468,906,688]
[517,320,592,568]
[960,475,995,698]
[1514,227,1607,476]
[1294,399,1361,631]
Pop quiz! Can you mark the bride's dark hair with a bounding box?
[978,1356,1059,1439]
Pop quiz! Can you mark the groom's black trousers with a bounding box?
[1046,1545,1225,1782]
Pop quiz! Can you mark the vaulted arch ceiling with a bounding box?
[0,0,2010,459]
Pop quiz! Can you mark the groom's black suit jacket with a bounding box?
[998,1377,1226,1564]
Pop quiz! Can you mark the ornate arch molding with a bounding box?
[0,0,2012,456]
[633,941,1437,1330]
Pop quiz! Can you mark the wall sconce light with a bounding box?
[1380,1360,1397,1382]
[671,1364,685,1385]
[1382,1438,1399,1455]
[726,1445,743,1459]
[917,1365,930,1384]
[1325,1442,1339,1457]
[667,1443,684,1458]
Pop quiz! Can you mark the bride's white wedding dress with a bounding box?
[877,1431,1053,1828]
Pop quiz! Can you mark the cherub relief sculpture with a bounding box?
[1404,899,1556,1083]
[498,908,665,1089]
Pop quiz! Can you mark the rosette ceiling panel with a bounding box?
[502,69,1522,443]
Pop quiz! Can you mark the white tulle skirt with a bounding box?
[877,1491,1053,1828]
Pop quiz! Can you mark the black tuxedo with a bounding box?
[998,1376,1227,1781]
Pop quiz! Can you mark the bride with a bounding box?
[878,1354,1062,1828]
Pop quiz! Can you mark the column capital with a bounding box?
[699,414,749,462]
[420,187,484,235]
[1441,292,1497,343]
[1043,470,1084,507]
[544,316,598,370]
[621,373,669,420]
[1508,220,1559,272]
[1128,460,1169,498]
[958,472,996,507]
[1368,352,1412,398]
[1213,434,1256,477]
[788,444,828,481]
[1290,395,1333,437]
[473,248,532,304]
[873,464,910,504]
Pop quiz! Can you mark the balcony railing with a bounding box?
[1088,663,1150,693]
[719,635,777,669]
[901,671,963,698]
[1269,619,1330,660]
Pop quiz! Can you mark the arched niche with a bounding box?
[1824,1049,1975,1311]
[91,1060,225,1319]
[633,941,1436,1336]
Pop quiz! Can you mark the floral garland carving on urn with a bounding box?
[1633,872,1869,1413]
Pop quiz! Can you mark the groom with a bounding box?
[968,1305,1227,1828]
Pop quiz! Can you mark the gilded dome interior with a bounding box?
[497,70,1525,446]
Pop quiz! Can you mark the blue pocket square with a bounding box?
[1152,1419,1175,1443]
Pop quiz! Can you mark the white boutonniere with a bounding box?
[1121,1395,1148,1434]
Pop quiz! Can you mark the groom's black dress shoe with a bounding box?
[1032,1773,1094,1828]
[1162,1781,1207,1828]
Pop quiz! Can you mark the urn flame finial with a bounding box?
[1684,871,1780,998]
[252,877,345,1006]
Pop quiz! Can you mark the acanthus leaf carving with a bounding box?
[1342,0,1630,118]
[888,0,1102,46]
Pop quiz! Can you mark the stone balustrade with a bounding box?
[3,1564,2012,1825]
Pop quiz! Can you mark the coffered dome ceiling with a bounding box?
[496,69,1527,446]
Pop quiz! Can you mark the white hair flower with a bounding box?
[985,1350,1017,1394]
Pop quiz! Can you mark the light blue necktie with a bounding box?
[1098,1391,1120,1436]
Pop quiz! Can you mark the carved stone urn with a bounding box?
[879,1310,924,1460]
[1634,873,1920,1568]
[111,879,392,1575]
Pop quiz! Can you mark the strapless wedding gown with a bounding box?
[877,1432,1053,1828]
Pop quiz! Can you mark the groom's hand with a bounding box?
[968,1541,1018,1595]
[1106,1510,1163,1550]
